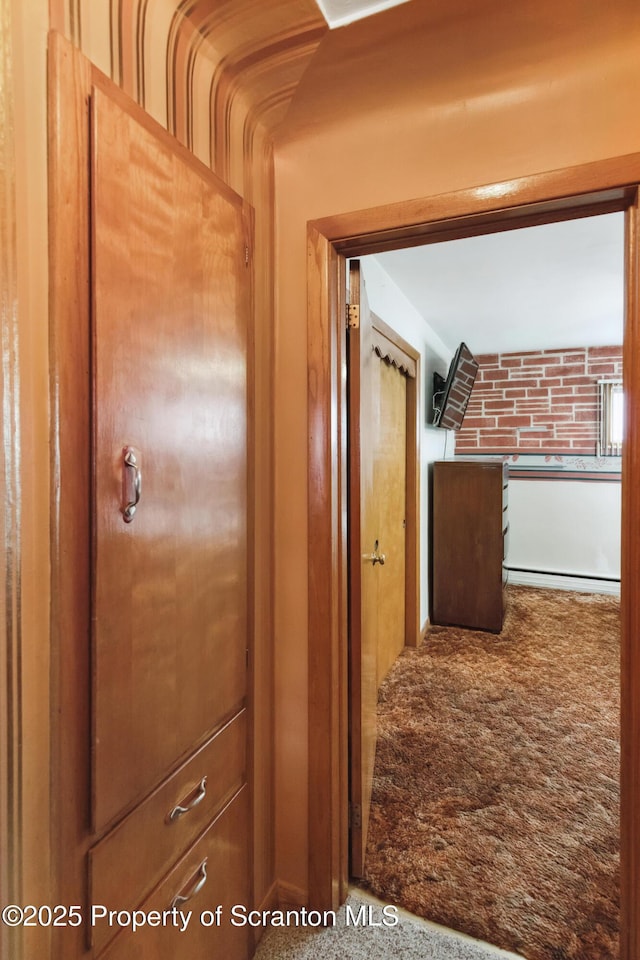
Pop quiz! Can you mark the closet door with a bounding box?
[91,83,249,831]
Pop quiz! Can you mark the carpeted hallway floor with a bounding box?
[253,891,525,960]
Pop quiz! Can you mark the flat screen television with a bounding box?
[432,342,479,430]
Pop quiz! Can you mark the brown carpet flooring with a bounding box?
[361,585,620,960]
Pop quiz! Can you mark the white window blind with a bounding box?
[598,379,623,456]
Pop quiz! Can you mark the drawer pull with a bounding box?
[122,447,142,523]
[167,776,208,823]
[170,858,208,910]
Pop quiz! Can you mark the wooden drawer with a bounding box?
[90,709,246,955]
[99,786,250,960]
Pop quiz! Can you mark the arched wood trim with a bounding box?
[307,157,640,960]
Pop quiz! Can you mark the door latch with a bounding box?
[363,539,386,565]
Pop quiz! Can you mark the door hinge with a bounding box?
[347,304,360,330]
[349,802,362,829]
[244,244,250,266]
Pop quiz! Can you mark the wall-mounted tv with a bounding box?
[432,342,479,430]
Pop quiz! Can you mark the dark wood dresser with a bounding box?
[432,458,508,632]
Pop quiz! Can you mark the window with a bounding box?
[598,379,624,456]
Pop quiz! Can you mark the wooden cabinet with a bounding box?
[48,51,252,959]
[432,459,508,633]
[49,38,255,959]
[86,80,251,960]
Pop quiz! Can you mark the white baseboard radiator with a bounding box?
[505,566,620,596]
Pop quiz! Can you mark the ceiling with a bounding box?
[313,0,412,28]
[370,212,625,356]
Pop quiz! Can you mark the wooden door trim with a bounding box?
[1,2,22,957]
[370,312,420,649]
[311,163,635,255]
[48,36,92,951]
[621,192,640,960]
[307,228,348,907]
[346,260,372,878]
[307,157,640,960]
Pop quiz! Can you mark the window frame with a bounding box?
[598,378,624,456]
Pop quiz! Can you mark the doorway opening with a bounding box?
[306,163,640,960]
[345,213,624,956]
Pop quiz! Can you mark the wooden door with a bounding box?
[372,339,407,686]
[348,260,379,877]
[348,264,417,878]
[91,84,249,831]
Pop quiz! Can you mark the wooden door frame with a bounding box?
[307,156,640,959]
[1,2,22,958]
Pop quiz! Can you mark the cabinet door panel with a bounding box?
[91,84,248,830]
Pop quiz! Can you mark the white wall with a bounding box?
[507,478,621,584]
[362,256,454,627]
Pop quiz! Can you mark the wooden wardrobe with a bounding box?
[49,34,252,960]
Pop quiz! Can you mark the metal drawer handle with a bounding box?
[123,447,142,523]
[167,776,208,823]
[170,858,208,910]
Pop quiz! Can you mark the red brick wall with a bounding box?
[456,345,623,454]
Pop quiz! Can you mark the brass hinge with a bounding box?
[349,802,362,829]
[244,244,250,266]
[347,304,360,329]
